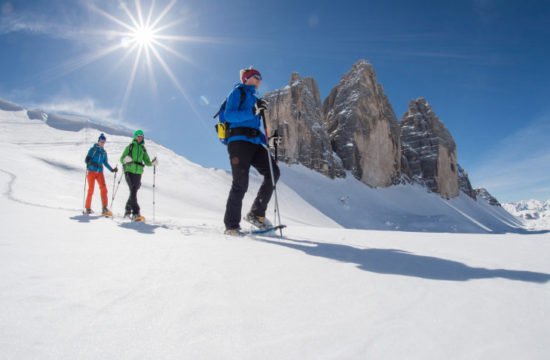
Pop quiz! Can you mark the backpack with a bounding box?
[213,87,246,145]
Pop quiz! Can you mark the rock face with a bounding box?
[400,98,459,199]
[458,164,476,199]
[475,188,501,206]
[262,60,495,201]
[265,73,345,178]
[323,60,401,187]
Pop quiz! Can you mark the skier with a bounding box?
[120,129,158,222]
[223,67,280,236]
[84,133,118,216]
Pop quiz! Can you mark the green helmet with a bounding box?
[134,129,144,139]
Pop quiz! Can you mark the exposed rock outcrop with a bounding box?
[458,164,476,199]
[323,60,401,187]
[400,98,459,199]
[265,73,345,178]
[475,188,502,206]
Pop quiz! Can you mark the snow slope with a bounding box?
[281,165,524,233]
[1,109,550,359]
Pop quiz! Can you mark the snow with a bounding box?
[504,199,550,230]
[1,108,550,359]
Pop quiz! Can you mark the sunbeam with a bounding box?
[38,0,218,118]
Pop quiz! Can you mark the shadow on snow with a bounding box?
[118,221,169,235]
[258,238,550,283]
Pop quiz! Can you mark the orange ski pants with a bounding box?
[85,171,108,209]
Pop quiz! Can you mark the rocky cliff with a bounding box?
[264,73,345,178]
[323,60,401,187]
[475,188,501,206]
[400,98,459,199]
[263,60,497,201]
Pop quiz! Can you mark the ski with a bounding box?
[246,224,287,235]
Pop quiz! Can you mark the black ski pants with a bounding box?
[224,141,280,230]
[125,172,142,215]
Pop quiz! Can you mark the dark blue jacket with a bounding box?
[224,83,266,145]
[85,144,114,173]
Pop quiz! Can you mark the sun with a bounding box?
[50,0,216,118]
[133,25,155,47]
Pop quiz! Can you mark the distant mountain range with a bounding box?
[503,200,550,230]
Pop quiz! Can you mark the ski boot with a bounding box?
[244,212,272,229]
[132,214,145,222]
[124,209,132,218]
[224,228,244,237]
[102,207,113,217]
[83,208,93,215]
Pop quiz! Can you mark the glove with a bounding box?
[152,157,158,166]
[124,156,133,164]
[254,98,269,116]
[269,129,282,146]
[85,156,91,164]
[112,167,119,173]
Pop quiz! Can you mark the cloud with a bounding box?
[0,14,75,39]
[469,113,550,202]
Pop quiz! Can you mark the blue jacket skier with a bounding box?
[223,68,280,235]
[84,133,117,215]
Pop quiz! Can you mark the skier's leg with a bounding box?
[224,141,254,229]
[98,172,108,208]
[128,173,142,215]
[250,145,280,217]
[125,172,133,214]
[85,172,96,209]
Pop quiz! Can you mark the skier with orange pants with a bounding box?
[84,133,118,216]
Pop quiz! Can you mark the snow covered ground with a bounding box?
[1,108,550,359]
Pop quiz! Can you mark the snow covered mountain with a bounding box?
[2,103,550,359]
[503,199,550,230]
[0,98,133,137]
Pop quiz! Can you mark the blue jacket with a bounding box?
[224,83,266,145]
[85,144,114,173]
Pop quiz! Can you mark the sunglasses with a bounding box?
[252,74,262,81]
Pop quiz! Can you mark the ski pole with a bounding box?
[82,168,88,211]
[112,167,125,205]
[261,112,283,237]
[110,166,117,209]
[153,165,156,223]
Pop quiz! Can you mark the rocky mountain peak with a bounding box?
[400,98,459,199]
[323,61,401,187]
[264,73,345,178]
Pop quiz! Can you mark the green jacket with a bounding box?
[120,139,152,174]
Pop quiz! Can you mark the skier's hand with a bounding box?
[152,157,159,166]
[124,156,133,164]
[254,98,269,116]
[113,167,119,173]
[85,156,91,164]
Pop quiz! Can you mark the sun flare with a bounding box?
[133,25,155,47]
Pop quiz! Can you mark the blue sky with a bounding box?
[0,0,549,202]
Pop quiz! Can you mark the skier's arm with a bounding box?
[85,147,94,164]
[143,149,153,166]
[103,153,114,172]
[120,146,129,164]
[224,88,253,124]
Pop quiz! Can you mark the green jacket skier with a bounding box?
[120,129,158,221]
